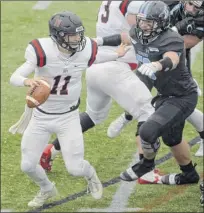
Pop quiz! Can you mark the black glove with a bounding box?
[194,16,204,27]
[191,28,204,39]
[175,17,194,35]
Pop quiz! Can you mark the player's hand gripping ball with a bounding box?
[26,79,51,108]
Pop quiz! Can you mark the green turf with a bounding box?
[1,1,203,212]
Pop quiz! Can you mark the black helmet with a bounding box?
[182,1,204,17]
[49,11,86,52]
[135,1,170,44]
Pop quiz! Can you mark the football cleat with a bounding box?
[138,169,163,184]
[120,159,155,182]
[28,183,58,208]
[107,113,131,138]
[161,168,199,185]
[195,139,203,157]
[86,170,103,199]
[40,144,53,172]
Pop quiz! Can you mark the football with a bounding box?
[26,79,51,108]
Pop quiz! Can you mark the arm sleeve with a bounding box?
[94,49,119,64]
[10,45,37,86]
[102,34,122,46]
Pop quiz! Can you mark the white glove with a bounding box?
[138,63,160,80]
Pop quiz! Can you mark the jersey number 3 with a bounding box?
[51,75,71,95]
[101,0,112,23]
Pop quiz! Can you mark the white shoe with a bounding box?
[28,183,58,208]
[107,113,131,138]
[86,171,103,199]
[195,139,203,157]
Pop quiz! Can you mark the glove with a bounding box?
[175,17,194,35]
[191,28,204,39]
[191,16,204,39]
[138,63,159,80]
[194,16,204,27]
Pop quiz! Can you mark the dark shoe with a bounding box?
[120,159,155,181]
[161,168,199,185]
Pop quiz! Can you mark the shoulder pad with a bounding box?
[29,39,46,67]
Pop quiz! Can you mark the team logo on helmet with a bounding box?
[54,18,62,27]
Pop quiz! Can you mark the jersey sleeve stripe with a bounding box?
[29,39,46,67]
[119,0,132,16]
[88,39,98,67]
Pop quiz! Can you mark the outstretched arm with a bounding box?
[95,32,131,47]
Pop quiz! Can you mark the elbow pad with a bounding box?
[103,34,122,46]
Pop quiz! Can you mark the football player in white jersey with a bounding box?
[40,1,163,184]
[9,11,129,208]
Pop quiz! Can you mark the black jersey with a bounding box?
[170,2,204,37]
[130,28,197,97]
[162,0,179,10]
[170,3,204,72]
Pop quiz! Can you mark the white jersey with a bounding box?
[11,37,98,114]
[10,37,120,113]
[96,0,144,37]
[96,0,144,68]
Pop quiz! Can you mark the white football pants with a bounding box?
[21,108,94,192]
[85,61,154,124]
[187,108,204,133]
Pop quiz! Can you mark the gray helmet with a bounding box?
[135,1,170,44]
[49,11,86,52]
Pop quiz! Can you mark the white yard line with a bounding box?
[79,153,143,212]
[106,153,141,212]
[32,1,52,10]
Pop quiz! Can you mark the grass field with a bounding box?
[1,1,203,212]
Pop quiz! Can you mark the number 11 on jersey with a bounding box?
[50,75,71,95]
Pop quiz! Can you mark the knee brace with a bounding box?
[139,120,161,144]
[141,138,160,159]
[80,112,95,133]
[135,121,145,136]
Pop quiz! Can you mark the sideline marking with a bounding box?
[32,1,52,10]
